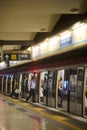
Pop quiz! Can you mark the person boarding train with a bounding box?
[26,76,36,102]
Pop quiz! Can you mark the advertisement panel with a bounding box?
[72,23,87,44]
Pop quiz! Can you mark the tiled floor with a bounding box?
[0,94,87,130]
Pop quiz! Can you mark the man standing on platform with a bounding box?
[26,76,36,103]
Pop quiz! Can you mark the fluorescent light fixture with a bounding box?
[59,31,71,40]
[49,36,59,44]
[40,41,48,49]
[72,22,85,30]
[0,61,6,69]
[27,47,31,51]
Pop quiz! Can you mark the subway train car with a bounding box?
[0,20,87,118]
[0,46,87,119]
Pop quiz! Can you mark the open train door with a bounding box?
[84,67,87,117]
[69,67,84,116]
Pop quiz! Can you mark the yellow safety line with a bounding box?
[4,95,82,130]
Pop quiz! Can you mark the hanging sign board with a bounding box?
[3,53,31,61]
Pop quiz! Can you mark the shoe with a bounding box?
[26,99,28,103]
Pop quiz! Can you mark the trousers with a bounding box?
[26,88,35,102]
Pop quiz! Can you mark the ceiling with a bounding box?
[0,0,87,59]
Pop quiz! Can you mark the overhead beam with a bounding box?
[0,40,34,46]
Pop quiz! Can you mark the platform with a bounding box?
[0,94,87,130]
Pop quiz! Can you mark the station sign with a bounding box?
[3,53,31,61]
[60,36,72,48]
[60,31,72,48]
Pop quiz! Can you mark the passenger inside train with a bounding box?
[40,85,44,102]
[58,77,64,107]
[10,78,19,98]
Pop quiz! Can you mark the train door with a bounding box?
[28,73,39,102]
[3,76,7,93]
[39,71,48,105]
[15,74,20,86]
[2,76,4,93]
[10,75,13,94]
[63,69,69,111]
[7,76,11,95]
[35,73,40,102]
[21,73,28,99]
[68,68,77,114]
[28,73,33,101]
[14,74,20,97]
[48,70,56,107]
[0,76,2,92]
[76,67,84,116]
[69,67,84,116]
[84,67,87,117]
[11,74,16,96]
[56,69,65,109]
[19,74,22,98]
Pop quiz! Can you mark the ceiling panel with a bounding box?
[0,14,60,32]
[0,0,83,13]
[0,0,86,55]
[0,32,36,40]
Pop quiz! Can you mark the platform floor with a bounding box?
[0,94,87,130]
